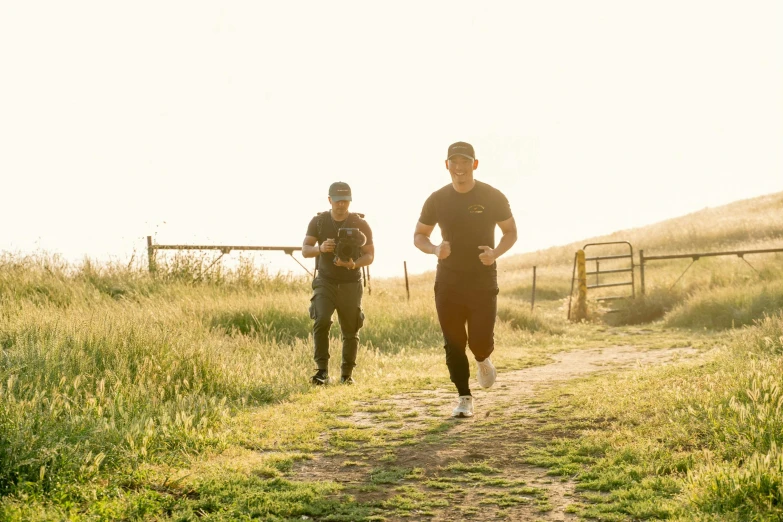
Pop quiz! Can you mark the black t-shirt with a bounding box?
[418,180,512,288]
[306,211,373,283]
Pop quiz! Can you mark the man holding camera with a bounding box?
[302,182,374,385]
[413,142,517,418]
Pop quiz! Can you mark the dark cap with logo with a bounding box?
[328,181,352,201]
[447,142,475,161]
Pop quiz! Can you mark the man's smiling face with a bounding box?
[445,155,478,188]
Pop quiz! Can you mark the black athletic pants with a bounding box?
[434,282,498,396]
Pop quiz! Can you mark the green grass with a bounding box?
[515,312,783,520]
[0,253,562,514]
[3,190,783,518]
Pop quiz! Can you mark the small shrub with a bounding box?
[209,307,311,343]
[497,303,561,334]
[603,289,684,326]
[360,312,442,352]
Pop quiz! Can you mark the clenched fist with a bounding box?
[478,245,496,266]
[434,241,451,260]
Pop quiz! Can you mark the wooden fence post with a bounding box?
[147,236,157,274]
[639,249,645,296]
[404,261,410,301]
[573,250,587,321]
[531,265,536,311]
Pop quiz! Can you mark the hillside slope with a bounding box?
[503,190,783,271]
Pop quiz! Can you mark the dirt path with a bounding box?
[292,345,698,521]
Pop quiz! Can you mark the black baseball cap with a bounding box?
[447,142,475,161]
[328,181,352,201]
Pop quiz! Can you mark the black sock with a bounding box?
[456,383,471,397]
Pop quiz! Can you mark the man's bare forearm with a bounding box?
[414,234,437,255]
[492,230,518,258]
[353,253,373,268]
[302,245,321,258]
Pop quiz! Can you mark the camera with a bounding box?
[334,228,367,264]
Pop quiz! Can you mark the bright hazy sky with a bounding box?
[3,1,782,279]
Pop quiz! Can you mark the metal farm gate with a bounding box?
[568,241,635,320]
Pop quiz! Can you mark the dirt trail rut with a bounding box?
[292,345,697,521]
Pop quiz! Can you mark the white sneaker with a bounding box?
[452,395,474,418]
[476,358,497,388]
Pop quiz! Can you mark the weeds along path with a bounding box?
[290,345,697,521]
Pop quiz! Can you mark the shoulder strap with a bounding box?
[316,210,329,237]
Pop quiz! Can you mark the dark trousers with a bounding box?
[434,282,498,395]
[309,277,364,376]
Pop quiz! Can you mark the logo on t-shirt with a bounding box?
[468,204,485,214]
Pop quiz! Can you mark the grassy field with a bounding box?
[1,191,783,520]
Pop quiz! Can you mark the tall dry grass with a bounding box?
[503,191,783,270]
